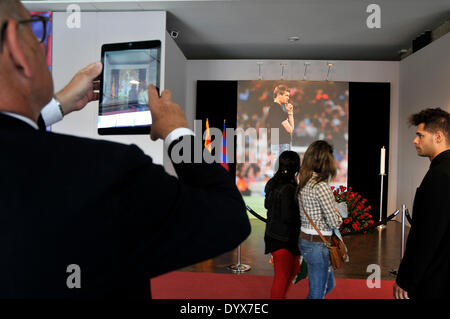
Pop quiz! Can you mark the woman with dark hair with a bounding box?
[264,150,301,299]
[297,140,342,299]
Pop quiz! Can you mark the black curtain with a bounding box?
[196,80,391,221]
[348,82,390,221]
[196,81,238,179]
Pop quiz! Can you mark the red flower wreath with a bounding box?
[332,185,375,235]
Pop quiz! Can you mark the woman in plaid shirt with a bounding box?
[297,141,343,299]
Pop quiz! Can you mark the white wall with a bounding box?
[397,32,450,216]
[51,11,167,164]
[49,10,450,218]
[186,59,400,216]
[163,32,187,176]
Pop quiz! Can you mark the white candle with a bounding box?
[380,147,386,175]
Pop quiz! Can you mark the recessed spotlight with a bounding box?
[169,30,180,39]
[288,36,300,42]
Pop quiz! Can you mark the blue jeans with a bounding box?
[299,238,335,299]
[271,143,291,173]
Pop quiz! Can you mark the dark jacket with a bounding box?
[264,178,300,255]
[396,149,450,299]
[0,113,251,299]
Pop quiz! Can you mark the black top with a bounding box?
[264,179,300,256]
[396,149,450,299]
[0,113,251,299]
[266,102,291,144]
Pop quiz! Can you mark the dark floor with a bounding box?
[181,219,409,281]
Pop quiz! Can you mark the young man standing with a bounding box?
[394,108,450,299]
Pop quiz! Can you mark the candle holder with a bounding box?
[377,172,387,230]
[378,147,386,230]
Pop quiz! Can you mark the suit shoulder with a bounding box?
[46,132,142,152]
[42,132,149,166]
[429,158,450,180]
[439,156,450,175]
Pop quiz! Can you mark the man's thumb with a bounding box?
[84,62,103,78]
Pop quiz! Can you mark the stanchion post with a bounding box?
[389,207,403,277]
[377,173,386,230]
[401,204,406,258]
[227,245,251,273]
[377,147,387,230]
[237,245,241,265]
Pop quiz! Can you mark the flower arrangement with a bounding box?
[332,185,375,235]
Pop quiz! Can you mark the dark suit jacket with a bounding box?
[0,113,250,299]
[396,149,450,299]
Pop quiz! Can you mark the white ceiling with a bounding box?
[22,0,450,61]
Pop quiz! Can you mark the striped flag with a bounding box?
[221,120,229,171]
[204,118,212,152]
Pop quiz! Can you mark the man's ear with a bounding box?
[4,19,32,78]
[434,130,444,144]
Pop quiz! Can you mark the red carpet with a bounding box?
[151,271,394,299]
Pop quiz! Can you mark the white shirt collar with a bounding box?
[0,111,39,130]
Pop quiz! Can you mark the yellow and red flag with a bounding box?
[204,118,212,152]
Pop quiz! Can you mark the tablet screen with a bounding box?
[98,40,161,135]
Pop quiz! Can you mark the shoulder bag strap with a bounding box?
[299,193,330,246]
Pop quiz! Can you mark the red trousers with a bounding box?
[271,248,300,299]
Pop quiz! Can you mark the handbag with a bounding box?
[299,196,347,270]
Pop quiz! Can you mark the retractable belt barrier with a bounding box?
[246,205,400,237]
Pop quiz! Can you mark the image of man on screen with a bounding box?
[138,85,149,107]
[267,85,295,172]
[128,83,138,106]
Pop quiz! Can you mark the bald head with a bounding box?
[0,0,53,122]
[0,0,28,54]
[0,0,23,25]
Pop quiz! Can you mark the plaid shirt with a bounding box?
[298,173,342,235]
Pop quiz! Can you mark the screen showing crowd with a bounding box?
[236,80,349,213]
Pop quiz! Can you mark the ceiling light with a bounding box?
[169,30,180,39]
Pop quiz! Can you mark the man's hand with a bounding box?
[283,103,294,134]
[55,62,103,116]
[147,85,188,141]
[393,282,409,299]
[285,103,293,112]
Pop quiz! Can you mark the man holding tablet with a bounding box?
[0,0,250,299]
